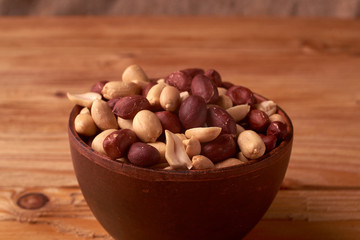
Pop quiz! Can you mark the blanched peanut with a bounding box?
[192,155,215,170]
[122,64,149,88]
[101,81,140,99]
[237,130,265,159]
[215,95,233,109]
[117,117,133,130]
[67,92,102,108]
[132,110,163,143]
[215,158,245,168]
[80,107,90,115]
[179,91,190,103]
[185,127,221,143]
[175,133,187,141]
[255,100,277,116]
[91,99,118,130]
[226,104,250,122]
[146,82,167,108]
[160,85,180,111]
[183,136,201,158]
[269,113,285,123]
[217,87,227,96]
[237,152,249,163]
[165,130,192,170]
[236,124,245,138]
[75,113,97,136]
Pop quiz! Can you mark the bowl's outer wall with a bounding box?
[69,136,292,239]
[69,102,293,240]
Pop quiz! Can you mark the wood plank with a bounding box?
[1,186,359,239]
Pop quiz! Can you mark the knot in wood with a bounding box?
[17,192,49,210]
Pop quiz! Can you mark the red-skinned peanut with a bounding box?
[127,142,161,167]
[180,68,204,78]
[207,106,237,137]
[201,134,237,163]
[179,95,207,130]
[226,86,256,105]
[204,69,222,87]
[267,121,288,141]
[259,134,277,153]
[248,109,270,133]
[103,129,138,160]
[113,95,151,119]
[165,71,192,92]
[191,74,219,103]
[155,111,182,133]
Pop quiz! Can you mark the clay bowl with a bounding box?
[68,94,293,240]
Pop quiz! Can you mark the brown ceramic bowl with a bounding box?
[68,94,293,240]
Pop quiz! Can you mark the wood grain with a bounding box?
[0,16,359,239]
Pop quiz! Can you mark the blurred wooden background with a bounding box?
[1,0,360,18]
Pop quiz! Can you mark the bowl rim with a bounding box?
[68,94,294,181]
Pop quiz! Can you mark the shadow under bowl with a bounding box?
[68,95,293,240]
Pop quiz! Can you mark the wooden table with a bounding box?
[0,17,359,239]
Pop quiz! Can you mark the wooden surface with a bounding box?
[0,16,359,239]
[1,0,360,18]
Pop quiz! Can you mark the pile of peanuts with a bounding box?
[68,65,287,170]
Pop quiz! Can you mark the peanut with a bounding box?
[179,91,190,103]
[236,124,245,137]
[113,95,151,119]
[91,99,118,130]
[183,136,201,158]
[201,134,237,163]
[192,155,215,170]
[122,64,148,87]
[91,129,117,156]
[90,80,108,94]
[215,95,233,109]
[266,121,288,141]
[146,82,167,108]
[103,129,138,160]
[155,111,182,133]
[269,113,285,123]
[204,69,222,87]
[74,112,97,136]
[215,158,245,168]
[191,74,219,103]
[255,100,277,116]
[160,85,180,111]
[248,109,270,133]
[117,117,133,130]
[179,95,207,130]
[132,110,163,143]
[226,86,256,105]
[184,127,221,143]
[226,104,250,122]
[165,130,192,170]
[127,142,161,167]
[237,130,265,159]
[165,70,192,92]
[207,106,237,137]
[67,92,102,108]
[217,87,228,96]
[101,81,140,99]
[147,142,167,163]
